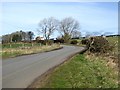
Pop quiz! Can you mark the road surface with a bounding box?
[2,45,85,88]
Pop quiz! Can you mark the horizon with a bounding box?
[1,2,118,38]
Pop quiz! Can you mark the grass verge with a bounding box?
[31,54,118,88]
[2,44,62,59]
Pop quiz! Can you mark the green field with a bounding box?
[35,36,119,88]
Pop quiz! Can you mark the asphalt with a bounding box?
[2,45,85,88]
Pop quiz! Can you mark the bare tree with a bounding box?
[59,17,80,42]
[38,17,59,40]
[85,32,91,38]
[2,34,12,43]
[27,31,34,42]
[20,30,27,41]
[71,30,81,39]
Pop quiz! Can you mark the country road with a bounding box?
[2,45,85,88]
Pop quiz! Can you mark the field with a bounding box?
[32,36,119,88]
[1,42,61,59]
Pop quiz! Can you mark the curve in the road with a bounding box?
[2,45,85,88]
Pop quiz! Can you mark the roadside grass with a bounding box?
[34,36,119,88]
[106,36,118,57]
[40,54,118,88]
[1,43,61,59]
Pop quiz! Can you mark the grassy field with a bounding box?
[1,42,61,59]
[33,36,119,88]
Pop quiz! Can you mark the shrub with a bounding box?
[54,39,64,43]
[58,39,64,43]
[70,40,78,45]
[37,40,46,45]
[45,40,54,45]
[81,36,113,53]
[81,39,90,48]
[89,36,111,53]
[62,34,71,43]
[37,40,54,45]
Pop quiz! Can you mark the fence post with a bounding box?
[9,43,12,48]
[31,42,33,47]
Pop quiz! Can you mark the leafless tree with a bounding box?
[59,17,80,36]
[85,32,91,38]
[27,31,34,42]
[38,17,59,40]
[20,30,27,41]
[59,17,80,42]
[71,30,81,38]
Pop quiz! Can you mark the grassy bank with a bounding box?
[37,54,118,88]
[1,43,61,59]
[31,36,118,88]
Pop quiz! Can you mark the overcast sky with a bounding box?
[1,2,118,38]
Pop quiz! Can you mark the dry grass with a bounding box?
[2,44,61,59]
[85,36,118,69]
[83,36,119,86]
[85,52,118,73]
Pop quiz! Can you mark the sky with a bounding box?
[1,0,119,2]
[0,1,118,38]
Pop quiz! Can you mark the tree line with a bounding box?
[2,31,34,43]
[2,17,81,43]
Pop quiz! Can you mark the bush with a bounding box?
[58,39,64,43]
[70,40,78,45]
[81,36,113,53]
[37,40,54,45]
[54,38,64,43]
[81,39,90,48]
[89,36,111,53]
[37,40,45,45]
[62,34,71,43]
[45,40,54,45]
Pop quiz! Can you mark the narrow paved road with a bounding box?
[2,45,85,88]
